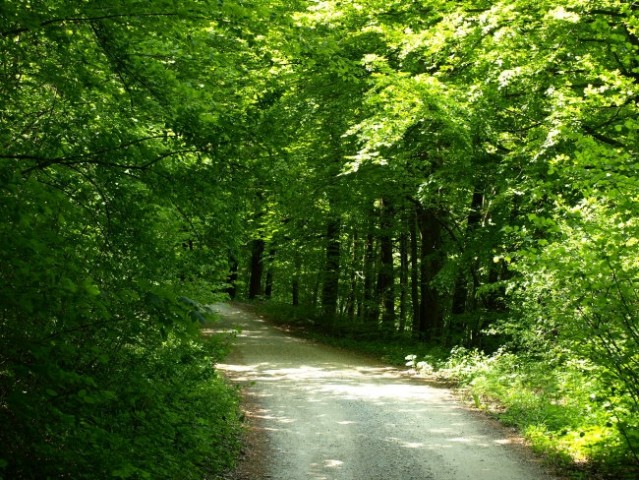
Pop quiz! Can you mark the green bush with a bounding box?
[430,346,636,474]
[0,320,241,480]
[0,148,242,479]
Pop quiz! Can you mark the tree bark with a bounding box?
[417,205,443,340]
[264,248,276,299]
[410,206,421,335]
[292,253,301,307]
[248,238,265,299]
[399,227,409,334]
[377,198,395,332]
[227,255,238,300]
[362,231,378,324]
[321,218,341,319]
[345,233,359,322]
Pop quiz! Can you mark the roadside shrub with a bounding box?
[416,345,635,472]
[0,317,241,480]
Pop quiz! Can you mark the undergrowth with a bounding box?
[251,301,448,367]
[1,319,242,480]
[437,347,639,479]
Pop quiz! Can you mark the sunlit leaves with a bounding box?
[0,0,272,477]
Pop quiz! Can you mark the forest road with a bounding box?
[212,303,559,480]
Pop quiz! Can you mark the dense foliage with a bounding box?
[2,0,639,477]
[0,1,271,477]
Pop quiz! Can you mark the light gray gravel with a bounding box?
[212,303,559,480]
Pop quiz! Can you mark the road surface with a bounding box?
[212,303,558,480]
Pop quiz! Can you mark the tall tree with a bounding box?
[0,1,284,477]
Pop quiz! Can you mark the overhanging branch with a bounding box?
[0,11,204,38]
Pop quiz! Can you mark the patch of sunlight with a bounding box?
[317,382,445,402]
[336,420,356,425]
[493,438,512,445]
[448,437,473,443]
[388,436,450,450]
[217,362,271,373]
[428,428,456,434]
[262,366,336,380]
[219,361,456,407]
[254,412,296,424]
[324,459,344,468]
[402,441,425,449]
[353,366,400,378]
[447,436,495,448]
[235,331,255,338]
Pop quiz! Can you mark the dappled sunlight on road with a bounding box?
[212,303,556,480]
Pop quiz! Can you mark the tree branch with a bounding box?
[0,12,203,38]
[582,125,627,148]
[4,134,179,174]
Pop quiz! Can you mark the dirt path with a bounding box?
[212,303,559,480]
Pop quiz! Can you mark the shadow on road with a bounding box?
[210,303,557,480]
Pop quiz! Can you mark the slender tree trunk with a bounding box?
[179,239,194,282]
[346,232,359,322]
[356,235,365,321]
[362,231,378,324]
[377,198,395,332]
[451,276,468,315]
[292,253,301,307]
[410,206,421,335]
[227,255,238,299]
[312,271,321,307]
[264,248,276,299]
[292,277,300,306]
[321,218,341,319]
[417,205,443,340]
[399,227,408,334]
[248,238,265,299]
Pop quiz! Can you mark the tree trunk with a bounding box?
[417,205,443,340]
[362,231,378,324]
[264,248,276,299]
[292,253,301,307]
[377,198,395,332]
[346,233,359,322]
[248,238,265,299]
[399,227,408,334]
[312,270,321,307]
[410,207,421,335]
[227,255,238,299]
[321,218,341,319]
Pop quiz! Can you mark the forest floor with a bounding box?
[213,303,564,480]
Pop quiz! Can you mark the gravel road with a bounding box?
[212,303,558,480]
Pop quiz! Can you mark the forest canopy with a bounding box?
[1,0,638,477]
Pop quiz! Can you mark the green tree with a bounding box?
[0,1,282,477]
